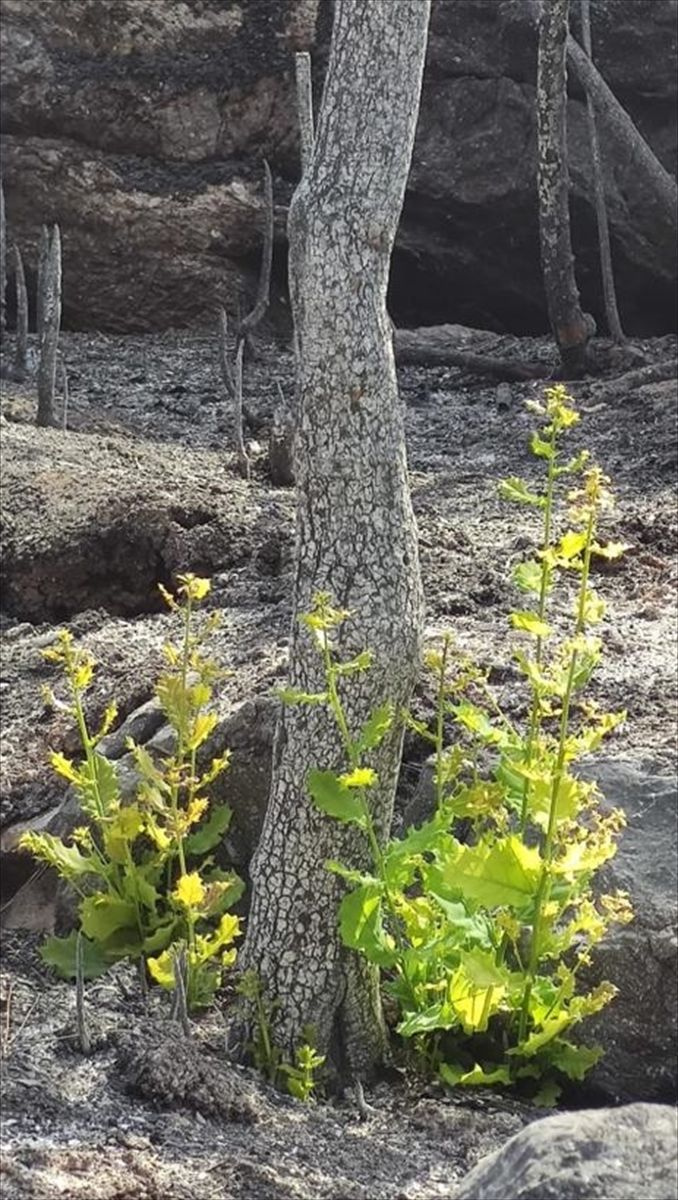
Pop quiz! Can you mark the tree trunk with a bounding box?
[526,0,677,258]
[537,0,590,377]
[13,244,28,374]
[0,181,6,340]
[37,225,61,428]
[580,0,625,343]
[566,31,677,240]
[239,0,429,1080]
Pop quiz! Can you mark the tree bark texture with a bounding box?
[0,182,6,339]
[37,225,61,428]
[580,0,625,343]
[537,0,589,377]
[239,0,430,1078]
[13,244,28,374]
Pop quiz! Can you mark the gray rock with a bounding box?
[577,758,678,1103]
[96,698,164,760]
[455,1103,678,1200]
[1,1,675,333]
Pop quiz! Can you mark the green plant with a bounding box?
[236,970,325,1100]
[236,967,282,1084]
[286,387,633,1102]
[21,574,244,1011]
[280,1035,326,1102]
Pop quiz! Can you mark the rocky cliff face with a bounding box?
[1,0,676,335]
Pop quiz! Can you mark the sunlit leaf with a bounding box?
[307,770,367,827]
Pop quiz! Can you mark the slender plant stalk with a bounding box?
[75,931,91,1055]
[13,244,28,373]
[518,502,597,1041]
[519,421,560,833]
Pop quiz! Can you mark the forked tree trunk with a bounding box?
[239,0,429,1079]
[537,0,590,377]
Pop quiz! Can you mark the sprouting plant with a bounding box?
[21,574,244,1011]
[235,969,325,1100]
[287,387,633,1103]
[280,1033,326,1102]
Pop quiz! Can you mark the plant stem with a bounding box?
[434,636,450,812]
[518,503,596,1042]
[520,423,559,833]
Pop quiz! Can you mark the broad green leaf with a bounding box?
[355,703,394,755]
[530,432,554,460]
[19,831,103,881]
[80,894,138,945]
[547,1039,602,1081]
[40,932,109,980]
[427,893,493,949]
[142,919,178,954]
[201,868,245,916]
[511,611,551,638]
[512,1012,572,1056]
[338,885,398,967]
[185,803,233,856]
[440,1061,511,1087]
[438,835,542,910]
[448,950,508,1033]
[398,1003,453,1037]
[512,560,545,594]
[307,770,367,827]
[532,1079,562,1107]
[557,530,587,561]
[499,477,545,508]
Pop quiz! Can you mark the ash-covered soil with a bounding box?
[0,327,676,1198]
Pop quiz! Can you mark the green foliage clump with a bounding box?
[287,387,633,1103]
[21,574,243,1011]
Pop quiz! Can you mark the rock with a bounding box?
[577,758,678,1103]
[455,1102,678,1200]
[1,0,675,334]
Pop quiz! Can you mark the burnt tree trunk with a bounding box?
[538,0,590,377]
[580,0,625,343]
[238,0,429,1079]
[0,182,6,340]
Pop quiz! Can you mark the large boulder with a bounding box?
[0,0,675,334]
[578,758,678,1104]
[455,1102,678,1200]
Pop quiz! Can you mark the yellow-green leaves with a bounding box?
[292,388,629,1102]
[511,611,551,639]
[499,477,545,507]
[439,836,542,910]
[307,769,368,828]
[22,574,243,1015]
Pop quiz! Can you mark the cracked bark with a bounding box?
[237,0,430,1080]
[537,0,590,378]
